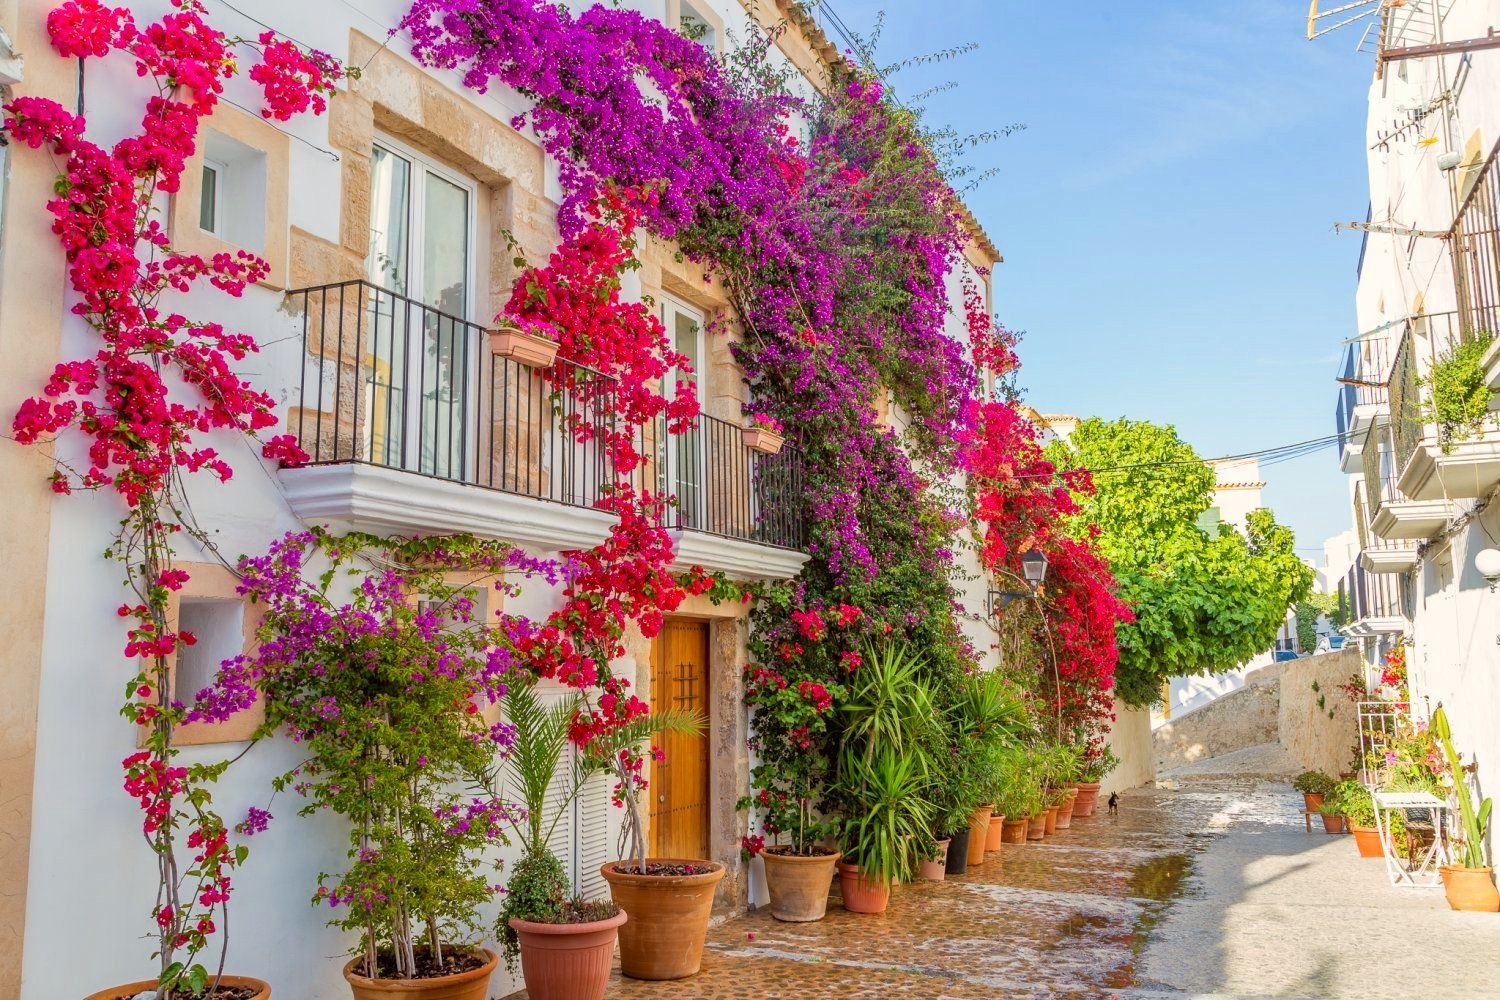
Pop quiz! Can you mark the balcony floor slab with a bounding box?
[1368,497,1452,540]
[1398,437,1500,501]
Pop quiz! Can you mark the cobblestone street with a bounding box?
[511,776,1500,998]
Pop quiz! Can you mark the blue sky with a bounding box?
[829,0,1375,565]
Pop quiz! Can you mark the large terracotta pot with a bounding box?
[984,812,1006,852]
[1302,791,1326,813]
[510,912,626,1000]
[87,977,269,1000]
[1073,782,1102,817]
[837,861,891,913]
[343,949,497,1000]
[966,807,991,865]
[761,848,841,922]
[1055,790,1077,830]
[919,838,951,881]
[602,859,725,981]
[944,827,970,875]
[1026,813,1046,841]
[1043,806,1059,836]
[1349,824,1384,858]
[1001,817,1028,845]
[1444,866,1500,912]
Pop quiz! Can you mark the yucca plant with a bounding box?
[840,641,941,764]
[839,746,934,884]
[1432,705,1493,870]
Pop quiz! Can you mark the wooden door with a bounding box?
[649,619,711,860]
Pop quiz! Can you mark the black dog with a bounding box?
[1107,792,1119,815]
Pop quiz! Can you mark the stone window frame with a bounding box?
[667,0,726,56]
[141,561,266,747]
[169,105,291,290]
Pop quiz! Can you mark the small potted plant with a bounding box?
[490,323,560,368]
[1293,770,1336,813]
[1432,705,1499,912]
[738,762,841,921]
[492,681,625,1000]
[742,412,786,455]
[1328,780,1384,858]
[1074,744,1118,817]
[1315,799,1347,834]
[243,532,512,999]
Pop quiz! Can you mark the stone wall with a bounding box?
[1153,666,1283,771]
[1278,647,1361,777]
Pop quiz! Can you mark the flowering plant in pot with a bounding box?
[738,754,843,920]
[1326,780,1384,858]
[240,531,518,997]
[1431,705,1498,912]
[1293,770,1336,813]
[743,411,787,455]
[490,680,624,1000]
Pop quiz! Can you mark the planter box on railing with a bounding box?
[490,326,559,369]
[742,426,785,455]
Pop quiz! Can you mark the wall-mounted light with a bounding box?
[1021,549,1049,587]
[1476,547,1500,589]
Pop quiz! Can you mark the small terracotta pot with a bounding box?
[761,847,841,922]
[603,859,725,981]
[1073,782,1102,817]
[1444,866,1500,912]
[1026,813,1046,841]
[343,949,497,1000]
[1055,790,1077,830]
[489,326,559,368]
[1302,791,1326,813]
[984,812,1005,852]
[1043,806,1059,836]
[742,426,785,455]
[837,861,891,913]
[966,807,991,866]
[919,838,951,881]
[1001,817,1028,845]
[1319,813,1346,834]
[87,977,270,1000]
[1349,824,1384,858]
[510,912,625,1000]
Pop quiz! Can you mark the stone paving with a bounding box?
[506,773,1500,998]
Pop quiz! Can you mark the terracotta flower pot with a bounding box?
[489,326,559,368]
[966,807,991,865]
[1444,866,1500,912]
[984,812,1005,852]
[742,426,785,455]
[1055,791,1077,830]
[761,847,841,921]
[944,828,970,875]
[1319,812,1346,834]
[837,860,891,913]
[343,948,497,1000]
[919,838,951,881]
[1001,817,1028,845]
[602,859,725,980]
[1349,824,1384,858]
[1043,806,1059,836]
[1073,782,1102,817]
[1026,813,1046,841]
[87,977,269,1000]
[510,911,626,1000]
[1302,791,1325,813]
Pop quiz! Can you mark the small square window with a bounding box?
[177,597,245,699]
[199,159,224,235]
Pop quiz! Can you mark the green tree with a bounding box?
[1046,418,1314,707]
[1295,591,1340,652]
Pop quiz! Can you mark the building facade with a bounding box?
[0,1,1002,996]
[1321,0,1500,858]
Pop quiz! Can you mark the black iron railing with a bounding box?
[1451,141,1500,337]
[287,280,806,550]
[1341,563,1407,624]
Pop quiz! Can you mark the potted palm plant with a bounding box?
[1432,705,1499,912]
[837,747,934,912]
[491,680,625,1000]
[245,532,511,999]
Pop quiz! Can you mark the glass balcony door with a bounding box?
[365,136,475,481]
[661,296,705,527]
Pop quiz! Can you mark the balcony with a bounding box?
[1361,424,1450,544]
[1334,333,1392,474]
[1353,484,1420,573]
[1337,563,1408,638]
[278,280,808,580]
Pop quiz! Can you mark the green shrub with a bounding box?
[1423,331,1495,448]
[1293,770,1335,795]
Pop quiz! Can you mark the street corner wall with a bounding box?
[1152,669,1282,772]
[1277,647,1361,777]
[1102,703,1154,795]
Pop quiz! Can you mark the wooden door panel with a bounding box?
[649,619,710,860]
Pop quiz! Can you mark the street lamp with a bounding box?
[1020,549,1049,588]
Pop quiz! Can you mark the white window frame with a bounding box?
[661,295,707,527]
[199,157,226,236]
[369,133,480,481]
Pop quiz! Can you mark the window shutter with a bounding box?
[574,770,613,900]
